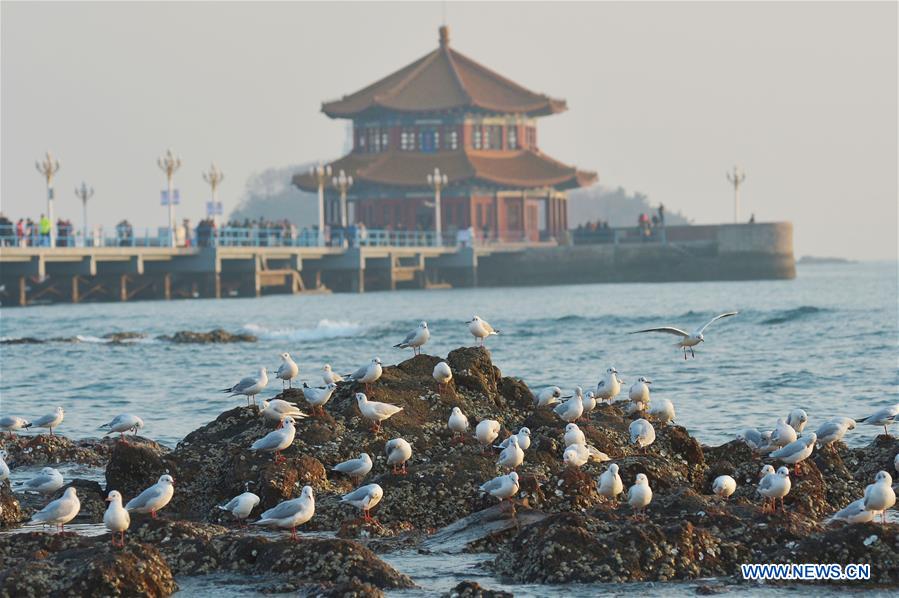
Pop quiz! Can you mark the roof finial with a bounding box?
[439,25,450,48]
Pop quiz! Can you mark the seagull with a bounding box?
[17,467,64,495]
[563,443,609,468]
[628,377,651,411]
[32,407,65,436]
[0,415,31,437]
[322,364,344,385]
[346,358,383,393]
[769,418,797,450]
[628,473,653,520]
[894,453,899,475]
[475,419,501,451]
[467,315,499,345]
[332,453,373,484]
[394,321,430,355]
[253,485,315,541]
[30,487,80,532]
[534,386,569,408]
[275,352,299,389]
[104,490,131,546]
[579,387,597,416]
[126,474,175,518]
[629,418,656,449]
[355,393,402,433]
[595,368,623,403]
[497,435,524,471]
[0,451,8,482]
[735,428,767,453]
[858,403,899,437]
[497,427,531,451]
[815,417,856,449]
[448,407,469,442]
[712,475,737,499]
[553,393,584,423]
[827,498,878,525]
[433,362,453,393]
[564,423,586,448]
[480,471,520,513]
[386,438,413,475]
[597,463,624,503]
[260,399,309,425]
[863,471,896,526]
[786,408,808,434]
[217,491,261,527]
[631,311,738,359]
[648,398,676,425]
[302,383,337,417]
[758,466,791,513]
[250,417,297,463]
[770,433,816,475]
[340,483,383,523]
[222,368,269,407]
[99,414,144,443]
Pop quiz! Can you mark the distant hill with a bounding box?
[230,166,691,230]
[567,186,690,228]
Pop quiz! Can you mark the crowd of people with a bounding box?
[0,213,77,247]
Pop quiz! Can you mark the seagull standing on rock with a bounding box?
[828,498,878,525]
[104,490,131,546]
[217,491,261,527]
[497,435,524,471]
[322,364,343,385]
[0,451,8,482]
[628,377,651,411]
[497,427,531,451]
[340,483,384,523]
[0,415,32,437]
[758,466,791,513]
[302,383,337,417]
[433,362,453,394]
[467,316,499,345]
[275,353,299,389]
[648,398,676,425]
[448,407,469,442]
[770,434,816,475]
[597,463,624,503]
[535,386,568,408]
[628,474,653,520]
[30,487,80,532]
[250,417,297,463]
[475,419,501,451]
[863,471,896,526]
[815,417,856,449]
[33,407,65,436]
[126,474,175,519]
[787,409,808,434]
[630,311,738,360]
[564,423,586,448]
[713,475,737,499]
[596,367,623,403]
[18,467,64,495]
[99,414,144,443]
[480,472,519,514]
[253,486,314,541]
[629,418,656,449]
[260,400,309,426]
[386,438,413,475]
[563,443,609,468]
[222,368,268,407]
[769,418,797,450]
[346,358,383,394]
[332,453,373,484]
[858,404,899,437]
[553,393,584,423]
[355,393,402,433]
[579,388,597,416]
[394,321,430,355]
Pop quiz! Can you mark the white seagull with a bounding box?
[712,475,737,499]
[276,352,299,389]
[30,487,80,532]
[496,435,524,471]
[346,358,383,393]
[249,417,297,462]
[758,466,791,513]
[563,443,609,468]
[631,311,738,359]
[580,388,597,416]
[858,403,899,437]
[0,415,32,436]
[553,393,584,423]
[217,491,261,527]
[786,408,808,434]
[222,368,269,407]
[33,407,65,436]
[467,315,500,345]
[480,471,520,513]
[386,437,413,475]
[433,361,453,393]
[648,398,676,425]
[628,473,653,520]
[332,453,373,483]
[0,451,8,482]
[595,367,623,403]
[828,498,878,525]
[815,417,856,449]
[253,485,315,541]
[394,321,430,355]
[564,423,586,448]
[104,490,131,546]
[302,383,337,417]
[126,474,175,518]
[769,418,797,450]
[629,418,656,449]
[497,427,531,451]
[340,483,384,523]
[628,377,651,411]
[770,433,816,475]
[355,393,402,433]
[322,364,344,385]
[448,407,469,441]
[261,399,309,425]
[475,419,501,450]
[99,414,145,443]
[534,386,569,408]
[18,467,64,495]
[597,463,624,502]
[863,471,896,526]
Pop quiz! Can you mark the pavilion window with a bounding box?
[445,127,459,150]
[381,131,389,150]
[482,127,490,149]
[401,127,417,151]
[420,128,439,153]
[487,126,502,150]
[507,126,518,150]
[472,127,482,150]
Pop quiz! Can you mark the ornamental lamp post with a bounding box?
[310,163,332,246]
[202,162,225,227]
[331,169,354,229]
[74,182,94,246]
[427,167,448,246]
[726,165,747,224]
[35,152,61,247]
[157,148,182,247]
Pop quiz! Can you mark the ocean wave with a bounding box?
[761,306,828,325]
[241,319,367,342]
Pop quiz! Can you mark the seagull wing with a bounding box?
[347,364,368,380]
[480,477,504,493]
[696,311,738,335]
[630,326,689,337]
[251,429,286,451]
[260,497,304,520]
[126,484,163,511]
[341,486,372,503]
[231,376,258,394]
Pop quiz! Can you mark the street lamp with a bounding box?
[202,162,225,227]
[157,148,182,247]
[74,182,94,246]
[35,152,61,247]
[309,163,332,246]
[726,166,746,224]
[331,169,354,229]
[427,167,448,246]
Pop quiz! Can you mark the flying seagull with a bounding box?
[631,311,738,359]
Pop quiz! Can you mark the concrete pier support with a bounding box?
[119,275,128,302]
[163,274,172,300]
[18,276,27,306]
[71,276,80,304]
[201,273,221,299]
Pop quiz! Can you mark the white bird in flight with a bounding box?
[631,311,738,359]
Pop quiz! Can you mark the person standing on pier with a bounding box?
[39,213,51,246]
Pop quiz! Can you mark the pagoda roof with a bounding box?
[322,26,567,118]
[293,148,597,192]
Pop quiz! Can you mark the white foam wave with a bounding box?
[74,335,110,344]
[242,319,366,342]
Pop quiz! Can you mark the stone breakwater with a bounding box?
[1,347,896,596]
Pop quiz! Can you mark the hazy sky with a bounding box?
[2,1,896,259]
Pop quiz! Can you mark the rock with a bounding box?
[17,479,107,524]
[102,331,147,343]
[3,434,111,468]
[157,329,257,343]
[0,482,22,526]
[0,532,177,597]
[104,437,174,500]
[446,580,513,598]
